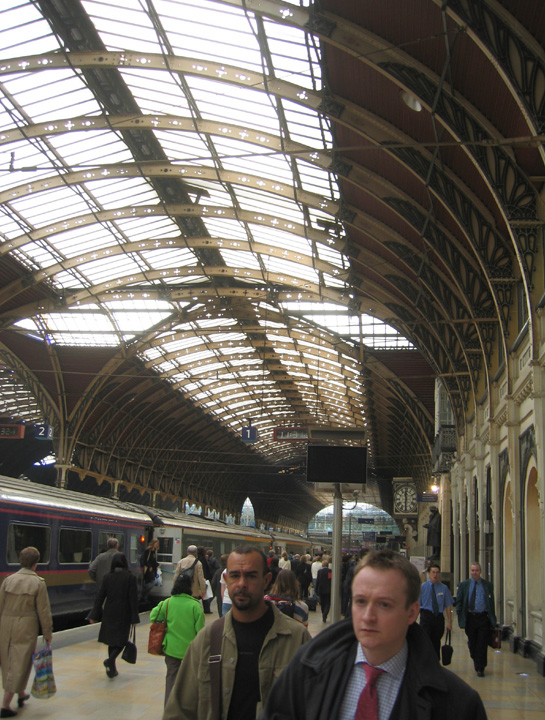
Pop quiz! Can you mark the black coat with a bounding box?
[296,562,312,592]
[258,620,487,720]
[315,567,332,597]
[88,569,140,647]
[140,548,158,583]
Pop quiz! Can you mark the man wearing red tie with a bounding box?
[258,550,487,720]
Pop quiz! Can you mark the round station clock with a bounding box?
[393,483,418,514]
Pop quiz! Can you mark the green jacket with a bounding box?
[456,577,497,628]
[150,594,205,659]
[163,603,311,720]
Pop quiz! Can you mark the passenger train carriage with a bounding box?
[0,475,311,618]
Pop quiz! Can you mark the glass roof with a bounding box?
[0,0,411,463]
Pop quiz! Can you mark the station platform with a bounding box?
[12,608,545,720]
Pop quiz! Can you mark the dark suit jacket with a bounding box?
[456,577,496,628]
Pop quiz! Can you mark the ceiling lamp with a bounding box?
[401,91,423,112]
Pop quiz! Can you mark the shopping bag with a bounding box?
[148,598,169,656]
[204,579,214,600]
[31,643,56,699]
[155,567,163,587]
[441,629,453,666]
[488,625,502,649]
[122,626,137,664]
[148,620,166,655]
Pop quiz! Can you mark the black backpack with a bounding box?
[180,557,198,579]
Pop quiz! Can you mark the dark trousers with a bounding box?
[107,645,123,667]
[164,654,182,706]
[320,593,331,621]
[419,610,445,659]
[465,612,490,670]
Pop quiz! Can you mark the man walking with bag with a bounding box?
[173,545,206,602]
[456,562,496,677]
[419,563,453,659]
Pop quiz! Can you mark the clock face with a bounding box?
[393,484,418,514]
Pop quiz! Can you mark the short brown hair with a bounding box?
[354,549,420,607]
[19,546,40,568]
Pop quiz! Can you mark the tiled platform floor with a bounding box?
[9,609,545,720]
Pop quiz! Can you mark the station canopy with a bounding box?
[1,0,540,524]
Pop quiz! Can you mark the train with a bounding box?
[0,474,313,618]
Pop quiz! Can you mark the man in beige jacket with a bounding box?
[174,545,206,600]
[0,546,53,717]
[163,545,310,720]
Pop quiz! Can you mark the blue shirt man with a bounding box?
[418,564,453,658]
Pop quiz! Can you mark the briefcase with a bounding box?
[441,630,453,666]
[488,626,501,649]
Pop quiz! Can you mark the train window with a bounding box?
[157,536,173,563]
[59,528,92,564]
[98,531,125,554]
[129,533,140,564]
[7,523,50,565]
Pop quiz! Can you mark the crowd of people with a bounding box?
[0,543,496,719]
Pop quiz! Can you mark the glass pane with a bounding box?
[59,528,93,564]
[7,523,50,565]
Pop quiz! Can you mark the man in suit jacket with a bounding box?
[456,562,497,677]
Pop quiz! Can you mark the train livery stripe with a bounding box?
[0,504,147,529]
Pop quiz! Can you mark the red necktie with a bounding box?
[354,663,385,720]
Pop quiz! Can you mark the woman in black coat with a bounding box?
[88,552,140,678]
[296,554,313,598]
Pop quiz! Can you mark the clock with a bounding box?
[393,483,418,514]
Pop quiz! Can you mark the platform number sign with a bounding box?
[242,426,258,443]
[35,424,53,440]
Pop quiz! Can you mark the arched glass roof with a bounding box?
[1,0,410,465]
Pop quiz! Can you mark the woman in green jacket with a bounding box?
[150,573,205,705]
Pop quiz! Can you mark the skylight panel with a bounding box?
[81,177,158,209]
[1,3,60,60]
[114,215,181,241]
[49,225,118,258]
[154,130,212,163]
[217,248,260,270]
[73,253,144,285]
[10,187,92,226]
[119,69,191,114]
[110,310,172,331]
[219,155,294,185]
[47,130,132,166]
[3,71,100,123]
[248,225,312,254]
[140,247,198,269]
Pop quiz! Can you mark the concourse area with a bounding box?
[17,609,545,720]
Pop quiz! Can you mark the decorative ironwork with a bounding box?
[447,0,545,134]
[380,61,538,218]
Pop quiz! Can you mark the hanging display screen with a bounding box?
[306,445,367,486]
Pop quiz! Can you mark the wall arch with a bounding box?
[525,465,542,644]
[503,477,515,628]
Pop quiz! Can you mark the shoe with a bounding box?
[476,669,485,677]
[17,695,29,708]
[104,659,118,678]
[0,709,17,718]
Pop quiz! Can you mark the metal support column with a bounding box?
[330,483,343,623]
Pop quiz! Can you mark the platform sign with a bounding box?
[274,427,308,441]
[0,424,24,439]
[358,517,374,524]
[418,493,438,503]
[35,424,53,440]
[242,426,258,443]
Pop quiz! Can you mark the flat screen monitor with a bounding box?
[306,445,367,486]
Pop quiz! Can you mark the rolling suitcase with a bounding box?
[306,596,317,611]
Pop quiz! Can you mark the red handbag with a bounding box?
[148,598,169,656]
[488,626,501,649]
